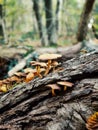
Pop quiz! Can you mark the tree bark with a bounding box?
[0,4,7,43]
[44,0,57,46]
[0,52,98,130]
[55,0,60,32]
[55,0,63,35]
[77,0,95,42]
[32,0,48,46]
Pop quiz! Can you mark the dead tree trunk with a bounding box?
[0,52,98,130]
[77,0,95,42]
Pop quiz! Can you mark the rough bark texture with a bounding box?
[77,0,95,42]
[0,52,98,130]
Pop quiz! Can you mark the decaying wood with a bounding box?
[0,46,27,58]
[36,42,82,56]
[0,52,98,130]
[8,43,82,76]
[8,52,35,76]
[0,57,11,79]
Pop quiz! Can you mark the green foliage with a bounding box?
[2,0,97,46]
[21,32,35,41]
[93,2,98,32]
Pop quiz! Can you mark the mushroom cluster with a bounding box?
[0,72,26,92]
[38,53,62,75]
[86,112,98,130]
[46,81,74,96]
[0,53,63,92]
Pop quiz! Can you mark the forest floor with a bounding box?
[0,40,74,80]
[0,40,73,58]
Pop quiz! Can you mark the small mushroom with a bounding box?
[14,72,26,77]
[25,68,45,82]
[38,53,62,75]
[0,85,7,92]
[46,84,61,96]
[24,68,36,74]
[2,78,11,90]
[0,79,11,92]
[10,75,21,84]
[25,72,35,82]
[13,72,26,82]
[31,61,47,78]
[51,61,59,72]
[57,81,74,91]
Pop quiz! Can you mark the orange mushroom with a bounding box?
[14,72,26,78]
[30,61,47,78]
[51,61,59,72]
[0,85,7,92]
[10,75,21,84]
[25,68,45,82]
[46,84,61,96]
[86,112,98,130]
[0,80,8,92]
[24,68,35,74]
[38,53,62,75]
[57,81,74,91]
[13,72,26,82]
[25,72,35,82]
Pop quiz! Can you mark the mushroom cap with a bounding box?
[52,61,59,66]
[38,53,62,61]
[24,68,36,74]
[39,68,46,72]
[2,79,10,84]
[30,61,47,67]
[0,86,7,92]
[25,72,35,82]
[10,76,20,82]
[24,68,45,74]
[6,78,11,81]
[46,84,61,90]
[14,72,26,77]
[57,81,74,87]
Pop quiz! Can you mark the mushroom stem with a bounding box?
[44,59,51,76]
[36,66,42,78]
[64,86,67,91]
[51,89,56,96]
[52,61,59,72]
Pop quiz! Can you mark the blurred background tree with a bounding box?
[0,0,7,43]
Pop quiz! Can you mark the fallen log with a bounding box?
[8,51,38,77]
[0,52,98,130]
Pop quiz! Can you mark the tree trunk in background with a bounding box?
[33,0,48,46]
[55,0,60,32]
[55,0,62,35]
[77,0,95,42]
[44,0,57,46]
[0,4,7,43]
